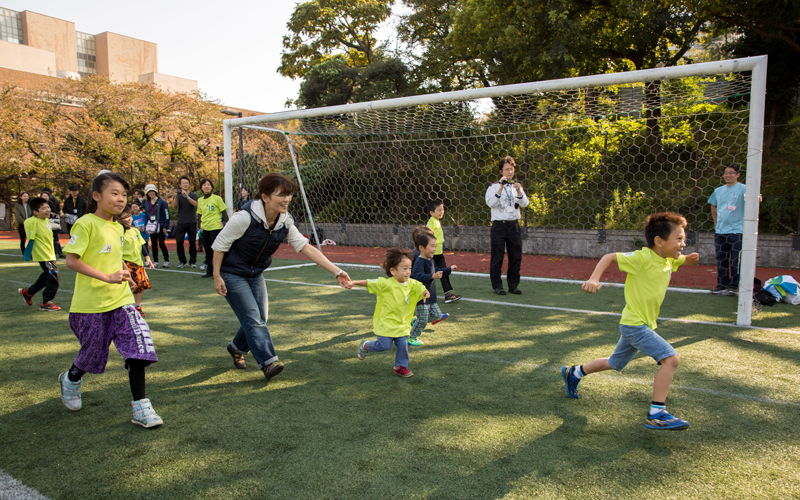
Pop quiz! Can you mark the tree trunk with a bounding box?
[645,80,662,156]
[764,104,777,162]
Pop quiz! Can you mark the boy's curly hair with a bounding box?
[644,212,687,248]
[380,248,413,277]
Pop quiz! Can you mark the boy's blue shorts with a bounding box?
[607,324,677,371]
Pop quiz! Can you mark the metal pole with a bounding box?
[737,55,768,326]
[599,130,607,243]
[223,121,233,218]
[237,118,245,193]
[216,147,222,197]
[284,133,323,252]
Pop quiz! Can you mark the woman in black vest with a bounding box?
[211,173,351,381]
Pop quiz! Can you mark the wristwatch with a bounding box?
[335,269,344,278]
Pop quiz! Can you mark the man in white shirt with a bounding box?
[485,156,529,295]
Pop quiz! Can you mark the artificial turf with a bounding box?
[0,241,798,499]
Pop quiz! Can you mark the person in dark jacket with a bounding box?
[234,186,251,212]
[14,192,32,255]
[63,185,87,234]
[143,184,170,267]
[211,173,352,381]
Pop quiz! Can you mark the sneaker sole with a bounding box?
[132,418,163,429]
[394,371,414,378]
[645,422,689,430]
[444,297,461,303]
[58,373,81,411]
[40,308,61,311]
[19,289,32,306]
[562,366,579,399]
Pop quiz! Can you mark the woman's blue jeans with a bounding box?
[222,272,278,368]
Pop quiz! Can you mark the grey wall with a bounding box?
[298,222,800,269]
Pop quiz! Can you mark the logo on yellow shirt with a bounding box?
[100,244,112,254]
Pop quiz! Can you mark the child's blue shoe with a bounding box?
[431,313,449,325]
[561,365,580,399]
[131,398,163,428]
[645,410,689,430]
[357,339,369,360]
[407,337,423,346]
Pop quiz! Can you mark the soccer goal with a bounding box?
[222,56,767,326]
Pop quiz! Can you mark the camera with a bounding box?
[501,179,516,185]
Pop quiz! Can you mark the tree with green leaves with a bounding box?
[278,0,393,80]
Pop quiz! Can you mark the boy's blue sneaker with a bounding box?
[407,337,423,346]
[357,339,369,360]
[645,410,689,430]
[561,365,580,399]
[131,398,163,428]
[431,313,449,325]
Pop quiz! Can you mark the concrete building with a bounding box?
[0,6,197,93]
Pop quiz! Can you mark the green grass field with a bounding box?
[1,240,799,500]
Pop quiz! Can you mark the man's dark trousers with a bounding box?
[490,220,522,290]
[175,223,197,265]
[714,233,742,287]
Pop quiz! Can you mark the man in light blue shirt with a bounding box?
[708,164,746,295]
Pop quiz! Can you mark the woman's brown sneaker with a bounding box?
[226,343,247,369]
[262,362,284,380]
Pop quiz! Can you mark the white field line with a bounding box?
[2,260,799,335]
[0,469,51,500]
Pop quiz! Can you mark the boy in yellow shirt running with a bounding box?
[427,200,461,303]
[19,197,61,311]
[562,212,699,430]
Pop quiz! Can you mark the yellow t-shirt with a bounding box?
[617,248,686,330]
[63,214,134,313]
[366,277,426,338]
[24,216,56,262]
[122,228,146,266]
[427,216,444,255]
[197,194,227,231]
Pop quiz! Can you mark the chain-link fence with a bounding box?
[226,60,787,300]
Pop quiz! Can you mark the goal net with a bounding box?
[223,57,767,325]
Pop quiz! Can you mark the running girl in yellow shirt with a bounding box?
[60,171,163,429]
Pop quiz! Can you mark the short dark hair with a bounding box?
[135,189,145,196]
[199,178,214,189]
[15,192,29,206]
[722,163,740,174]
[30,197,49,212]
[41,187,53,194]
[257,173,297,199]
[131,199,141,208]
[498,155,516,172]
[414,232,436,251]
[68,185,79,191]
[380,248,413,277]
[427,199,443,213]
[644,212,687,248]
[179,176,191,184]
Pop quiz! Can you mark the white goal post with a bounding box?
[222,56,767,326]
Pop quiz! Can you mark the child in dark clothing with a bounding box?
[409,232,456,346]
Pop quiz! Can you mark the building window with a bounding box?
[0,7,23,44]
[76,31,97,77]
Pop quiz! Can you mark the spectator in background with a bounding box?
[708,163,747,296]
[40,190,65,259]
[235,186,251,212]
[197,178,228,277]
[63,185,87,234]
[143,184,170,267]
[485,156,528,295]
[135,189,147,207]
[14,192,31,255]
[170,175,199,269]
